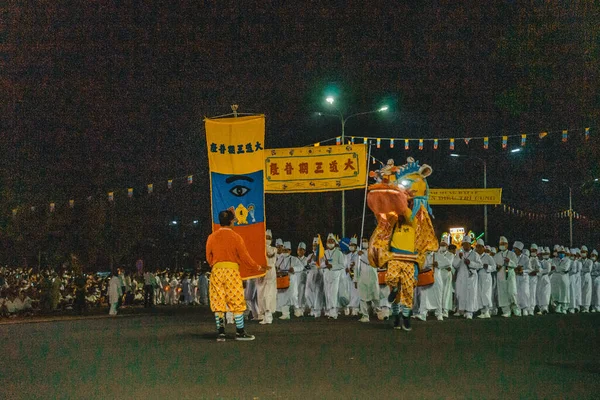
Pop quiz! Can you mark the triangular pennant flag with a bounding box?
[450,138,455,150]
[69,199,74,208]
[12,208,17,217]
[336,136,341,145]
[390,139,394,148]
[128,188,133,198]
[585,127,590,140]
[502,136,508,149]
[464,138,471,145]
[562,130,568,142]
[148,184,153,194]
[168,179,173,189]
[376,138,381,149]
[50,203,55,212]
[351,137,355,144]
[484,137,489,149]
[363,137,368,144]
[539,131,548,139]
[404,139,409,150]
[108,192,114,201]
[188,175,193,184]
[521,134,527,146]
[419,139,423,150]
[434,139,439,150]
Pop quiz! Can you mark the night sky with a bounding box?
[3,2,600,264]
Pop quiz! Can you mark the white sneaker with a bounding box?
[359,316,370,323]
[344,308,350,316]
[522,310,529,317]
[465,314,473,320]
[279,314,290,320]
[415,313,426,321]
[502,313,511,318]
[351,309,359,316]
[294,310,304,318]
[477,313,487,319]
[436,315,444,321]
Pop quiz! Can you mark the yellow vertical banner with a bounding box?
[204,115,267,274]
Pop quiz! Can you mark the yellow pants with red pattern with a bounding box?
[209,263,246,314]
[385,260,417,309]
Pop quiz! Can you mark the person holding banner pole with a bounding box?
[257,230,278,324]
[206,210,269,342]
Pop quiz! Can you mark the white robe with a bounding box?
[322,248,345,311]
[418,250,452,314]
[568,259,581,310]
[355,252,379,303]
[453,249,482,313]
[515,254,531,310]
[528,256,540,310]
[536,259,552,308]
[108,276,122,305]
[477,253,496,310]
[344,251,361,310]
[493,250,518,309]
[551,257,571,304]
[591,261,600,309]
[257,245,277,315]
[296,255,309,309]
[276,255,304,312]
[304,253,325,312]
[580,258,593,308]
[440,252,455,312]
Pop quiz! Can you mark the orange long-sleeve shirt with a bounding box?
[205,227,264,280]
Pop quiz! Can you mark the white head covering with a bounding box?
[476,239,485,246]
[327,233,338,243]
[581,245,588,252]
[298,242,306,250]
[283,241,291,250]
[574,248,580,255]
[544,247,551,254]
[592,249,598,256]
[554,244,560,251]
[530,244,538,250]
[513,241,524,251]
[276,238,283,246]
[485,245,491,251]
[523,249,530,257]
[558,246,566,253]
[266,229,272,237]
[350,237,358,245]
[499,236,508,244]
[441,233,450,245]
[462,236,472,244]
[312,237,319,245]
[491,247,497,253]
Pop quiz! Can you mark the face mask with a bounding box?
[582,253,587,259]
[592,257,597,261]
[266,239,272,246]
[327,243,335,249]
[543,255,549,259]
[362,242,369,249]
[558,254,565,259]
[439,247,447,253]
[499,245,507,251]
[349,245,357,252]
[282,252,290,258]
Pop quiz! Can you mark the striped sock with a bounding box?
[401,306,410,317]
[215,313,222,330]
[234,314,244,330]
[391,303,400,316]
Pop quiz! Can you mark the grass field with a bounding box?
[1,307,599,399]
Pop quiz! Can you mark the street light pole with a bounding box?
[483,159,488,241]
[321,99,388,238]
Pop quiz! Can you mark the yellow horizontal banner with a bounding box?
[264,145,367,193]
[429,188,502,205]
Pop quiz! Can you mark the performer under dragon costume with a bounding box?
[367,157,438,331]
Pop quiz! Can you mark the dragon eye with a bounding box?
[230,185,250,197]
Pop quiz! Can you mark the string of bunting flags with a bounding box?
[9,173,195,218]
[496,203,597,225]
[322,127,591,149]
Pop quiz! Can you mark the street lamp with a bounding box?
[450,154,488,240]
[542,179,573,247]
[320,97,389,237]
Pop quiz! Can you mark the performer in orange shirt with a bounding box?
[206,209,269,341]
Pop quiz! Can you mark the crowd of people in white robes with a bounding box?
[242,230,600,324]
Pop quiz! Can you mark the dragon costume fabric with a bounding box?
[367,158,438,315]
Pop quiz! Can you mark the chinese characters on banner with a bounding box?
[264,145,367,193]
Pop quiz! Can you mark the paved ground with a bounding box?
[0,307,599,399]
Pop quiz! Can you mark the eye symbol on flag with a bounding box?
[226,175,254,197]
